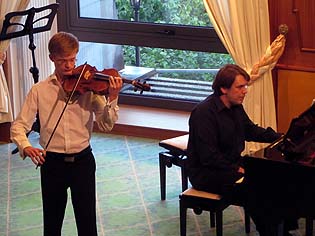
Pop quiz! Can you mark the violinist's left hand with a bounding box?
[107,76,123,102]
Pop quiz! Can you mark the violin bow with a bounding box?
[36,62,88,169]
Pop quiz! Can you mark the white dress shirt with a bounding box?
[10,73,119,157]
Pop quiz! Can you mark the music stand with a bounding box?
[0,3,59,154]
[0,3,59,82]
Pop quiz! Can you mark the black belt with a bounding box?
[46,145,92,162]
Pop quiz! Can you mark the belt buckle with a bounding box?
[64,156,75,162]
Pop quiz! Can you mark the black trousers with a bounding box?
[40,147,97,236]
[189,167,244,195]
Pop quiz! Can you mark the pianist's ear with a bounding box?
[220,87,228,95]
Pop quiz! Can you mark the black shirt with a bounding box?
[187,94,281,191]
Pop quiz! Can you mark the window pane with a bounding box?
[78,42,125,71]
[77,42,233,103]
[78,0,211,27]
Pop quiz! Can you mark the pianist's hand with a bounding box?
[238,167,244,174]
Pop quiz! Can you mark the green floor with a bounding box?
[0,132,260,236]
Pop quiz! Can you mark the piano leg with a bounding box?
[305,217,313,236]
[277,221,284,236]
[259,221,284,236]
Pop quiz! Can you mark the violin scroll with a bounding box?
[130,79,150,94]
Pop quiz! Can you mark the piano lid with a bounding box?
[253,103,315,162]
[279,103,315,161]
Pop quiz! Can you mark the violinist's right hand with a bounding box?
[23,146,46,166]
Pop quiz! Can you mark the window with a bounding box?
[56,0,232,111]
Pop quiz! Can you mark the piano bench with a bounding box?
[179,188,251,236]
[159,134,189,200]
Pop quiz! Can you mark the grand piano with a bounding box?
[244,103,315,236]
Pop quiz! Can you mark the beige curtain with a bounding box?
[0,52,12,122]
[4,0,56,119]
[0,0,31,123]
[203,0,285,153]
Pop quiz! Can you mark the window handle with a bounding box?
[156,30,175,35]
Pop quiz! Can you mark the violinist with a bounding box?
[10,31,123,236]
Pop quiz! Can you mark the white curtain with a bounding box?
[203,0,282,153]
[0,0,30,123]
[4,0,56,119]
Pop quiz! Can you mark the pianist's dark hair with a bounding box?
[212,64,250,96]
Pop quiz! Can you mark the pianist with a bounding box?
[186,64,297,236]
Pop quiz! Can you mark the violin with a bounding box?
[63,63,151,95]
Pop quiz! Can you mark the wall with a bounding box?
[269,0,315,132]
[277,69,315,132]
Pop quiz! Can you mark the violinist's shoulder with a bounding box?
[31,76,54,90]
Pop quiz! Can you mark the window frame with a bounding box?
[56,0,227,111]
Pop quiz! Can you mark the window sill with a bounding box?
[94,104,190,140]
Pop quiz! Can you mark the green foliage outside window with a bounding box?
[115,0,234,81]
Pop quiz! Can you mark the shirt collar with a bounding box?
[212,95,226,112]
[48,73,61,86]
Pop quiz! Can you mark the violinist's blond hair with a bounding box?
[48,31,79,56]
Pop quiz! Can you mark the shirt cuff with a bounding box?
[18,141,32,159]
